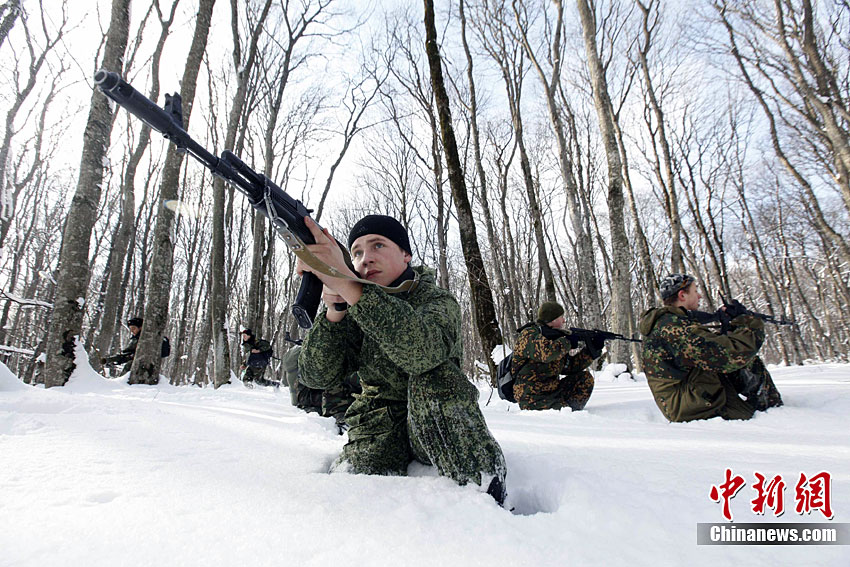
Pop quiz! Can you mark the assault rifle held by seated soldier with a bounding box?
[94,70,348,329]
[688,298,795,335]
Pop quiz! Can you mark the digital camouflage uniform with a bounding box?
[299,266,506,501]
[281,345,360,423]
[639,306,783,422]
[242,337,275,387]
[511,324,596,411]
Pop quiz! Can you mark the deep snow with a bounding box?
[2,356,848,567]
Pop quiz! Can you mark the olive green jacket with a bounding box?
[639,306,765,422]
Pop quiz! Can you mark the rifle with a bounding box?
[565,327,642,348]
[94,70,343,329]
[688,309,794,328]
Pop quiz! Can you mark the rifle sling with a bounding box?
[278,224,420,296]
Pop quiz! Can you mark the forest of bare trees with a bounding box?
[1,0,848,388]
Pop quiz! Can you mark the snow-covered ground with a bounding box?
[2,358,848,567]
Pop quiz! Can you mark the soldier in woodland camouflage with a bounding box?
[295,215,506,505]
[511,302,602,411]
[639,274,782,422]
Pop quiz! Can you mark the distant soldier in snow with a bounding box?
[295,214,507,505]
[101,317,143,374]
[510,302,602,411]
[639,274,783,422]
[101,317,170,375]
[240,328,274,388]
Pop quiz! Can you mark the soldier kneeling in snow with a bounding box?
[296,214,507,505]
[639,274,782,422]
[510,301,603,411]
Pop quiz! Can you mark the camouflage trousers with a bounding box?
[288,377,359,420]
[332,372,506,502]
[722,356,783,419]
[243,365,277,387]
[514,370,595,411]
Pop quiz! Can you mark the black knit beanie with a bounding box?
[347,215,412,255]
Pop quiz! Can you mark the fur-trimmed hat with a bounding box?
[347,215,412,255]
[536,301,565,324]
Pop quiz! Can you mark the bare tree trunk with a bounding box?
[208,0,272,387]
[458,0,514,342]
[472,1,557,303]
[43,0,129,387]
[423,0,503,382]
[96,0,180,370]
[576,0,635,367]
[512,0,601,325]
[635,0,685,273]
[717,1,850,268]
[0,0,21,52]
[130,0,216,385]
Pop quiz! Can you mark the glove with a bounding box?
[717,309,732,335]
[586,336,606,359]
[723,299,748,319]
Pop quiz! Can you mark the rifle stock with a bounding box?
[95,70,327,329]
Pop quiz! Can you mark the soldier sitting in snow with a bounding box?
[639,273,782,422]
[295,214,507,505]
[510,301,602,411]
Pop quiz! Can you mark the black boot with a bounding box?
[486,476,507,507]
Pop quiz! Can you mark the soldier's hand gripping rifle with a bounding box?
[94,70,343,329]
[547,327,641,358]
[689,294,795,334]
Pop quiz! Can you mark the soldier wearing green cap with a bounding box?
[509,301,603,411]
[294,214,507,505]
[639,274,782,422]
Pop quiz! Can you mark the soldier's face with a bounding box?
[128,325,141,335]
[351,235,412,287]
[547,315,566,329]
[679,283,702,310]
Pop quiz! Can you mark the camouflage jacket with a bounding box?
[299,266,474,404]
[511,323,594,394]
[242,337,272,368]
[639,306,765,422]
